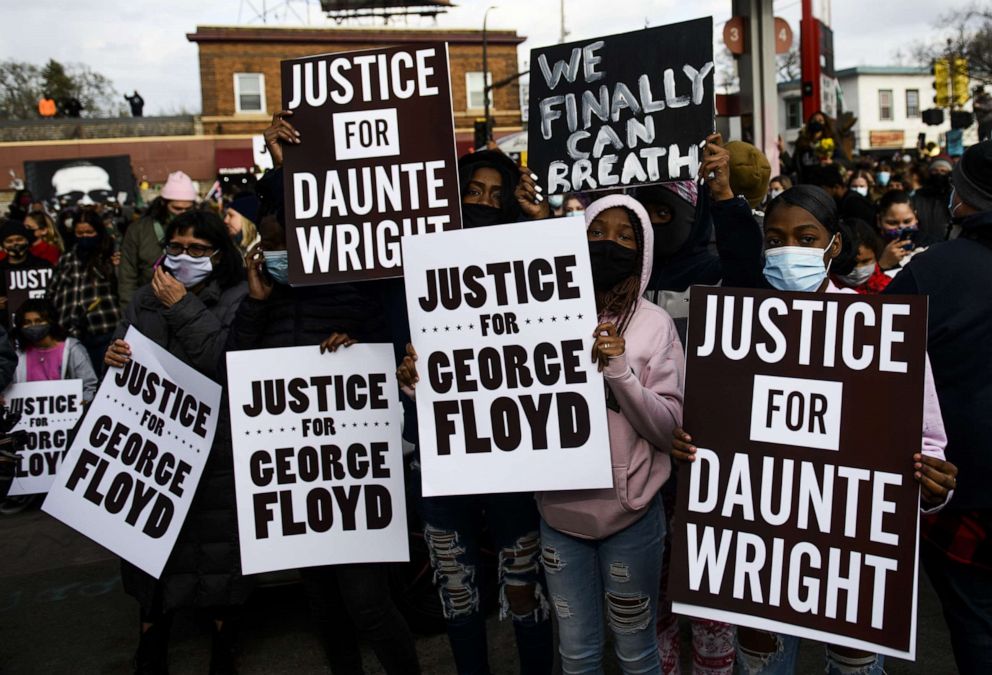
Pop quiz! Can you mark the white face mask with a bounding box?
[841,262,875,287]
[852,186,869,198]
[165,253,214,287]
[769,188,784,200]
[763,235,836,293]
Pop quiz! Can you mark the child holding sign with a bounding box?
[11,298,97,401]
[672,185,957,674]
[536,195,684,674]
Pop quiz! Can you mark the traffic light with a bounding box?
[922,108,945,126]
[473,119,488,149]
[933,58,950,108]
[952,57,970,107]
[951,110,974,130]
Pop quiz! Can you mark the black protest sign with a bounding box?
[4,380,84,495]
[527,18,714,195]
[401,216,613,496]
[669,287,929,659]
[227,344,409,573]
[43,327,221,578]
[24,155,136,206]
[6,267,53,327]
[281,44,462,285]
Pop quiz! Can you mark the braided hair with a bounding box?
[595,206,644,337]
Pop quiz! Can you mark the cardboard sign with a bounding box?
[227,344,409,574]
[4,380,83,496]
[528,18,715,194]
[281,44,462,285]
[669,287,929,659]
[402,216,612,496]
[43,327,221,578]
[6,267,53,328]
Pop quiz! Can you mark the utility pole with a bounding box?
[482,6,497,142]
[800,0,822,120]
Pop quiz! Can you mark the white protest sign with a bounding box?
[43,327,221,578]
[402,216,613,496]
[227,344,409,574]
[5,379,83,495]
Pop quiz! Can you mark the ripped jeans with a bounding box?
[541,495,665,674]
[419,491,553,675]
[735,631,884,675]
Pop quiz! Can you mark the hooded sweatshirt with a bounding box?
[537,194,685,540]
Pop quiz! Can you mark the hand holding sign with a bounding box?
[104,339,132,368]
[396,343,419,390]
[263,109,300,168]
[514,166,549,220]
[914,453,957,506]
[319,333,357,353]
[591,322,625,372]
[245,246,274,301]
[701,133,734,201]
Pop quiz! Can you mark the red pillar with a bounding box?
[800,0,821,119]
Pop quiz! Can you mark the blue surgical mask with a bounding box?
[548,194,565,209]
[263,250,289,285]
[876,171,891,187]
[841,263,875,287]
[763,236,836,292]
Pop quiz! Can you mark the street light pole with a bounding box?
[483,5,497,142]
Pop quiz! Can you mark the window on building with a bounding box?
[878,89,893,121]
[906,89,920,118]
[234,73,265,114]
[466,72,493,111]
[786,98,802,129]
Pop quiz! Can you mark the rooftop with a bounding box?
[187,25,526,46]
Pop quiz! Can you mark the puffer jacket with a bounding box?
[537,195,685,540]
[116,278,250,612]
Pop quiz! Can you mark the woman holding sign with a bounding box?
[672,185,958,675]
[534,195,684,674]
[104,209,248,674]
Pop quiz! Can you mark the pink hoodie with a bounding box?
[537,195,685,540]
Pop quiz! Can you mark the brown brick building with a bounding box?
[186,25,526,153]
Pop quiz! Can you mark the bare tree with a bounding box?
[912,3,992,86]
[0,59,125,119]
[777,46,801,83]
[0,61,44,119]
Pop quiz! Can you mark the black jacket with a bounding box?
[117,279,251,612]
[884,225,992,509]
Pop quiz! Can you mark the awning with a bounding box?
[215,147,255,174]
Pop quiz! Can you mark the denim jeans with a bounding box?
[541,495,665,675]
[922,540,992,674]
[735,631,884,675]
[419,490,552,675]
[301,563,420,675]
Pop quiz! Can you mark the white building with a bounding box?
[777,66,977,155]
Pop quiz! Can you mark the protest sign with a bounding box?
[43,327,221,578]
[402,216,612,496]
[669,287,929,659]
[6,267,53,327]
[4,380,83,496]
[527,18,715,195]
[281,44,462,285]
[227,344,409,574]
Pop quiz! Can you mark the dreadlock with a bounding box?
[595,207,644,336]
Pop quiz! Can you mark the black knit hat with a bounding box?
[0,219,30,242]
[952,141,992,213]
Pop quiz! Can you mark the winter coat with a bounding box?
[117,278,251,612]
[537,195,685,540]
[13,336,98,401]
[0,325,17,391]
[118,216,164,309]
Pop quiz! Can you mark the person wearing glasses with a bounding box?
[103,210,249,673]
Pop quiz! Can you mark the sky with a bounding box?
[0,0,974,115]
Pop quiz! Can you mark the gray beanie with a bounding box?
[952,140,992,213]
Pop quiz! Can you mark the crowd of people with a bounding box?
[0,106,989,675]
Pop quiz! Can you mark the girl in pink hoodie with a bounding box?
[537,194,684,674]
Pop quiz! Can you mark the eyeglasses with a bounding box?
[164,243,215,258]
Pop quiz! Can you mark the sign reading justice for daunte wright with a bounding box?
[527,17,715,195]
[402,217,613,497]
[43,327,221,578]
[281,44,462,285]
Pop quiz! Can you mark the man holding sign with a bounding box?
[669,186,957,670]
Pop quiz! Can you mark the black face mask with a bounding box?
[462,203,504,229]
[807,121,824,133]
[75,236,100,258]
[588,240,639,291]
[5,243,28,258]
[927,173,952,193]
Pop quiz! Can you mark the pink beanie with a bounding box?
[160,171,198,201]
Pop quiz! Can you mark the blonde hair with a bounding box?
[25,210,65,253]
